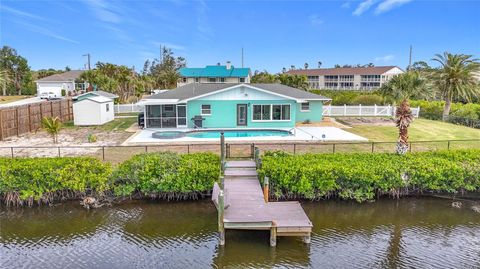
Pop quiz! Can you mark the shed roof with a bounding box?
[179,65,251,78]
[75,95,112,104]
[73,90,119,101]
[36,70,84,82]
[145,83,330,102]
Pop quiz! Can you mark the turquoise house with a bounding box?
[141,83,330,129]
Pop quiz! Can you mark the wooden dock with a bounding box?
[212,160,312,246]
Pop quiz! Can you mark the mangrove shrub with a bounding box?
[258,150,480,202]
[0,157,112,206]
[111,152,219,200]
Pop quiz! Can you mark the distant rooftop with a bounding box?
[35,70,84,82]
[179,65,251,78]
[146,83,330,102]
[287,66,402,76]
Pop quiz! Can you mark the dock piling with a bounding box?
[218,189,225,246]
[270,226,277,247]
[263,176,269,203]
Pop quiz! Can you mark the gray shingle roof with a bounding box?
[35,70,84,82]
[92,90,119,99]
[146,83,330,101]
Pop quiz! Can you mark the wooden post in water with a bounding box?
[270,221,277,247]
[303,234,311,244]
[218,189,225,245]
[263,176,269,203]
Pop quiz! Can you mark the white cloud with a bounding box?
[375,0,413,14]
[308,14,324,26]
[82,0,122,24]
[1,5,50,22]
[374,54,395,62]
[341,2,351,8]
[353,0,376,16]
[196,0,213,40]
[12,20,78,44]
[152,41,186,51]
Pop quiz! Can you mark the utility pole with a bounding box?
[83,53,91,70]
[408,45,412,71]
[241,47,244,68]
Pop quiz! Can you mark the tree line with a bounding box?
[0,46,185,102]
[380,52,480,153]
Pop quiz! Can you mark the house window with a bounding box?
[106,103,110,112]
[201,104,211,115]
[220,77,225,82]
[239,77,245,83]
[253,104,290,121]
[195,77,199,83]
[301,102,310,111]
[182,77,187,83]
[208,78,216,83]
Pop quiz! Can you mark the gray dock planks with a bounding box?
[213,160,312,246]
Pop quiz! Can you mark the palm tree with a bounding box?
[380,71,427,154]
[431,52,480,121]
[42,117,62,143]
[0,69,11,96]
[304,63,309,69]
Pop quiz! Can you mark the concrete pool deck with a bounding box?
[123,127,367,145]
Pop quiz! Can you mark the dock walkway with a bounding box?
[212,160,312,246]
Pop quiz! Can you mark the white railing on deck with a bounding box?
[114,103,143,114]
[323,105,420,117]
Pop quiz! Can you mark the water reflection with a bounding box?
[1,198,479,269]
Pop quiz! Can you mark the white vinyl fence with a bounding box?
[114,103,143,114]
[323,105,420,117]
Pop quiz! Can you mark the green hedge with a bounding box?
[258,150,480,202]
[0,157,112,206]
[111,152,219,199]
[310,90,394,105]
[0,152,219,206]
[410,100,480,128]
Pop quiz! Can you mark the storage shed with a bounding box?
[73,96,114,126]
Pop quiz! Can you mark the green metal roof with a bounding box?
[179,65,250,78]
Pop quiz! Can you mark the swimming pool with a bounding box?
[151,129,292,139]
[187,129,291,139]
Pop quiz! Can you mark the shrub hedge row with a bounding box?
[112,152,219,199]
[409,100,480,128]
[258,150,480,202]
[310,90,393,105]
[0,152,219,206]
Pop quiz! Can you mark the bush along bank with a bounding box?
[112,152,219,200]
[0,152,220,207]
[0,157,112,207]
[257,150,480,202]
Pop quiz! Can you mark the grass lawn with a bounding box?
[348,118,480,142]
[0,95,32,104]
[63,117,137,132]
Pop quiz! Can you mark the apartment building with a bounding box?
[177,62,251,87]
[287,66,404,90]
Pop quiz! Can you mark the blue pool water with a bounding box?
[187,129,291,139]
[151,129,292,139]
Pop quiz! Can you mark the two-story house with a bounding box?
[177,62,251,87]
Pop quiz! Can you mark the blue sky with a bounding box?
[1,0,479,72]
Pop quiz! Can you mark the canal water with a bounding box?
[1,197,479,269]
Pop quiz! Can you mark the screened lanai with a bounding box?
[145,104,187,128]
